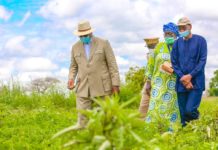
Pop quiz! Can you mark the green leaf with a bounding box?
[129,130,143,143]
[98,140,111,150]
[120,97,137,109]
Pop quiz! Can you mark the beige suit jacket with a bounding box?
[68,36,120,97]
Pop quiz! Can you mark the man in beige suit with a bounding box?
[68,21,120,129]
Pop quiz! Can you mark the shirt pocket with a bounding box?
[94,50,104,61]
[74,53,81,64]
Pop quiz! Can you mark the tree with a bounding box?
[125,66,146,93]
[28,77,60,93]
[208,70,218,96]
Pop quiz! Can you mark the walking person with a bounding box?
[145,22,180,128]
[68,20,120,129]
[171,17,207,126]
[139,37,159,119]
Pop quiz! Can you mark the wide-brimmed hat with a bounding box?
[177,17,192,26]
[74,20,94,36]
[144,37,159,46]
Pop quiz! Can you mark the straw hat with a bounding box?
[144,37,159,46]
[74,20,94,36]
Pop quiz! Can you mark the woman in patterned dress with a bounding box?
[145,22,180,128]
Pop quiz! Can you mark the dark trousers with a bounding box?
[177,90,203,126]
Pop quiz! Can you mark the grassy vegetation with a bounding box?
[0,83,218,149]
[0,84,76,149]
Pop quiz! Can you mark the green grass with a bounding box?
[0,84,218,149]
[0,105,75,149]
[0,84,77,149]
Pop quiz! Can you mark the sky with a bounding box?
[0,0,218,86]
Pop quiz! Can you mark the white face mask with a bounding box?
[148,48,154,54]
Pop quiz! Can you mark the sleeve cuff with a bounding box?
[190,72,195,78]
[177,72,184,78]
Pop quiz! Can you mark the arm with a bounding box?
[104,40,120,86]
[145,46,160,95]
[145,52,154,81]
[145,43,162,81]
[190,38,207,78]
[171,41,184,78]
[68,46,78,81]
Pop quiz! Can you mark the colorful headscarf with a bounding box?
[163,22,179,37]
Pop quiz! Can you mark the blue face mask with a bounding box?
[179,30,190,38]
[80,36,91,44]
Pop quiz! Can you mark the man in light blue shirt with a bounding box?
[68,21,120,129]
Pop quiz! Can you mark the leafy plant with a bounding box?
[208,70,218,96]
[52,95,147,149]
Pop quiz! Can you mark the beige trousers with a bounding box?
[76,96,93,127]
[76,93,106,127]
[138,82,150,118]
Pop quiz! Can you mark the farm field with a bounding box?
[0,85,218,150]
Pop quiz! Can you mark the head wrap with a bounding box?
[163,22,179,37]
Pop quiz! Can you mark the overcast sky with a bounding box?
[0,0,217,85]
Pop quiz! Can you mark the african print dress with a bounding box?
[145,42,180,126]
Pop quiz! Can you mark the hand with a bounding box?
[180,74,192,85]
[185,82,194,90]
[145,80,151,96]
[112,86,120,94]
[161,62,174,74]
[68,79,75,90]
